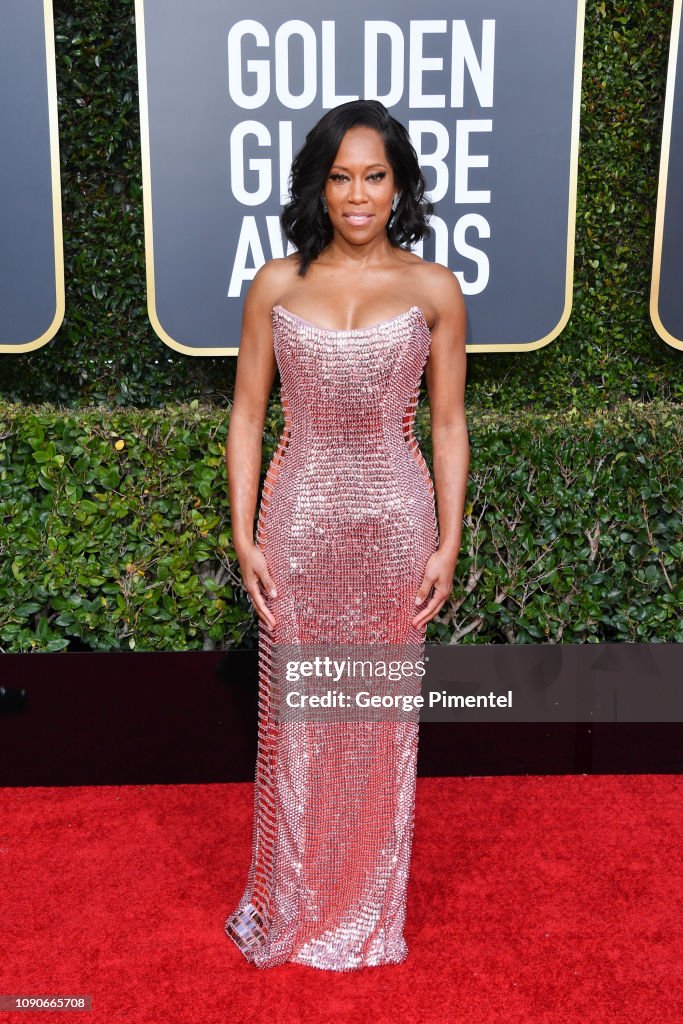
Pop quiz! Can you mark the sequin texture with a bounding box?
[225,303,439,970]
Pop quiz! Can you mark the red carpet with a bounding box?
[1,775,681,1024]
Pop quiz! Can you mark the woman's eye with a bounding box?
[328,172,386,182]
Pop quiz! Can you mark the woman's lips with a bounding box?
[343,213,374,225]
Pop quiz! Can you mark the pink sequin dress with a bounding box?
[225,303,438,970]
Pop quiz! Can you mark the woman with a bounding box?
[225,99,469,970]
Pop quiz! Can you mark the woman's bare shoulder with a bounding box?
[397,253,465,327]
[248,255,301,306]
[411,253,460,289]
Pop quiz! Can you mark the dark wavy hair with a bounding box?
[281,99,433,277]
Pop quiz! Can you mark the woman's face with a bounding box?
[322,126,397,245]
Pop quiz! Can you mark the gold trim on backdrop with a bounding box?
[134,0,216,356]
[469,0,585,352]
[1,0,65,354]
[650,0,683,352]
[136,0,586,357]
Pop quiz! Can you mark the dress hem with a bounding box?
[224,916,409,972]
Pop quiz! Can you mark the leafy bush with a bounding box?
[1,400,680,650]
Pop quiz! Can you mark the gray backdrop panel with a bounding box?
[137,0,583,352]
[655,4,683,347]
[0,0,62,350]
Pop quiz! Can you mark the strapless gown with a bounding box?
[225,303,439,970]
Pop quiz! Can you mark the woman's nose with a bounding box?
[348,177,368,202]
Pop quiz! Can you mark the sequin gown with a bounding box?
[225,303,438,971]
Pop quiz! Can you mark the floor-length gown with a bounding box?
[225,302,438,970]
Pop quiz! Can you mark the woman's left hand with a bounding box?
[411,548,458,628]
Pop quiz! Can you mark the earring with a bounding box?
[320,194,328,214]
[388,192,401,229]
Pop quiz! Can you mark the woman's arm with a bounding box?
[226,263,281,629]
[412,266,469,628]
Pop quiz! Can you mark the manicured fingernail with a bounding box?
[415,595,422,605]
[270,588,277,597]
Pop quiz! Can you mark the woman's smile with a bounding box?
[343,212,374,225]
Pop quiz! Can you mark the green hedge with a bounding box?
[0,0,681,409]
[1,400,681,651]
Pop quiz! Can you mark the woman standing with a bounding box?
[225,99,469,970]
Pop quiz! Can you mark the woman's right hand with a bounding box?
[236,542,277,630]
